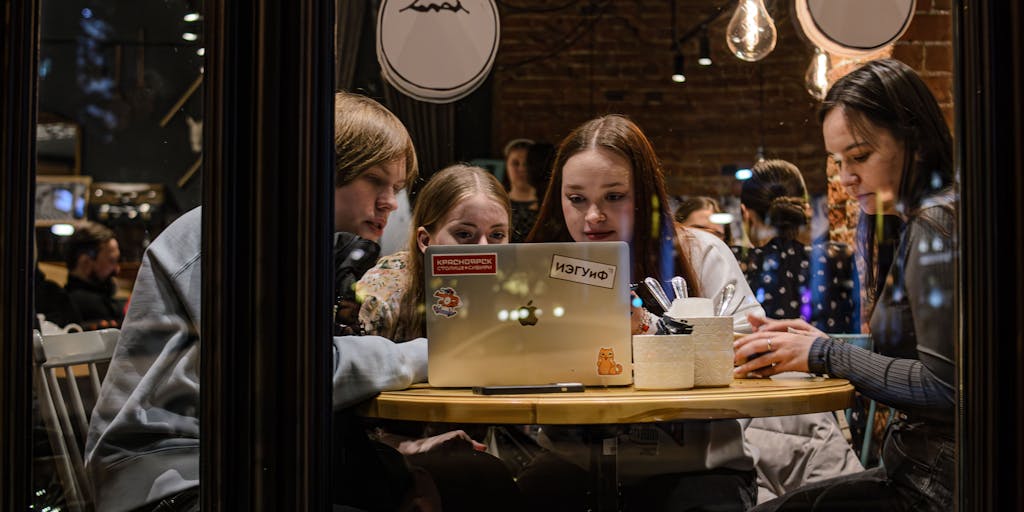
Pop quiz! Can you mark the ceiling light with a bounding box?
[182,32,198,42]
[50,224,75,236]
[709,213,734,225]
[726,0,778,62]
[735,168,753,180]
[671,54,686,83]
[698,30,712,66]
[184,12,201,22]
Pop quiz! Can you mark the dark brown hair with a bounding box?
[819,58,954,305]
[65,221,116,269]
[674,196,721,224]
[528,115,701,297]
[740,159,810,242]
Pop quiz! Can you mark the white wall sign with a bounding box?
[376,0,500,103]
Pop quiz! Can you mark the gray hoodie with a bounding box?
[84,207,427,512]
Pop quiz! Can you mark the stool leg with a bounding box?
[860,400,878,467]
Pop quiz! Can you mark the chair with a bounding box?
[33,328,120,512]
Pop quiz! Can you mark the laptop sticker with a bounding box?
[431,287,462,317]
[596,347,624,375]
[549,254,617,289]
[432,253,497,275]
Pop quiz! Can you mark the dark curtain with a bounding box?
[383,83,456,202]
[335,0,366,91]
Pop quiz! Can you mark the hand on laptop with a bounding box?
[393,429,487,455]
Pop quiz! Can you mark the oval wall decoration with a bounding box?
[795,0,915,58]
[377,0,501,104]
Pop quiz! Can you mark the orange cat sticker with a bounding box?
[597,347,623,375]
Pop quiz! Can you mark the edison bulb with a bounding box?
[805,47,831,100]
[726,0,777,62]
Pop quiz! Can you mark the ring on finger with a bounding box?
[766,337,773,352]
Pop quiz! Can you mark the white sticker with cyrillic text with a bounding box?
[549,254,617,289]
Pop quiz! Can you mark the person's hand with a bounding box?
[630,291,652,334]
[395,429,486,455]
[748,314,826,339]
[733,328,817,378]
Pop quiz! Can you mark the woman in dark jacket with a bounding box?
[734,59,956,511]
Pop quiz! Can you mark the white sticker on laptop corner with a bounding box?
[549,254,617,289]
[431,287,462,318]
[431,253,497,276]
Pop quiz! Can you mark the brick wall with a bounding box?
[490,0,953,203]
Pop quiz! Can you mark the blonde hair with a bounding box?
[334,91,418,188]
[394,164,511,341]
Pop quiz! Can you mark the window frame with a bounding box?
[2,0,1023,510]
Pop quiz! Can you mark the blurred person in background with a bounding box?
[675,195,730,243]
[64,220,124,330]
[503,138,540,242]
[739,159,855,333]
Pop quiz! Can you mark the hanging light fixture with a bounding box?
[804,47,831,100]
[671,53,686,83]
[698,29,712,66]
[726,0,777,62]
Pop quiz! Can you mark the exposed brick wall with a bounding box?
[490,0,953,203]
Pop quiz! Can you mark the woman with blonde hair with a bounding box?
[357,163,511,341]
[355,164,523,511]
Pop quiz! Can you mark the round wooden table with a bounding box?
[354,376,854,424]
[355,376,854,512]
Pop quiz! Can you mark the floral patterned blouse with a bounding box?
[355,251,411,340]
[510,199,539,242]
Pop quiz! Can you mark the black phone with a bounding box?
[472,383,585,395]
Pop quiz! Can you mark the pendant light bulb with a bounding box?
[698,30,712,66]
[671,54,686,83]
[726,0,777,62]
[804,47,831,101]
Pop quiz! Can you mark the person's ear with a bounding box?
[740,204,750,222]
[75,252,93,271]
[416,227,431,253]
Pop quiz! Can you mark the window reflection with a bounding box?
[32,0,204,509]
[28,0,958,510]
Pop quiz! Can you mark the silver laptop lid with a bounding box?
[424,242,632,387]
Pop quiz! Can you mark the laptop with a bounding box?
[424,241,633,387]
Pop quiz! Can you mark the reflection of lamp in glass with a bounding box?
[726,0,777,62]
[671,53,686,83]
[698,30,712,66]
[804,47,831,100]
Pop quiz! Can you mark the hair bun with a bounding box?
[765,196,809,229]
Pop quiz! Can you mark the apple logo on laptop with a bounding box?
[518,300,538,326]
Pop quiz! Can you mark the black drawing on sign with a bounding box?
[400,1,470,14]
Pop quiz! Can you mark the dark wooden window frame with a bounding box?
[3,0,1022,510]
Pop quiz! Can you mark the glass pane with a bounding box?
[347,0,957,510]
[32,1,203,509]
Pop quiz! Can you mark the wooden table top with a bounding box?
[354,376,854,425]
